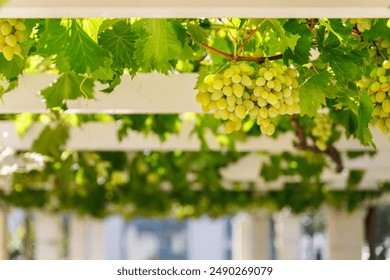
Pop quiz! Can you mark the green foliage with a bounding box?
[0,18,390,218]
[135,19,186,73]
[40,73,94,108]
[99,21,138,76]
[32,123,69,158]
[299,71,330,117]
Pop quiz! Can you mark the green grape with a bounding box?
[259,107,268,118]
[241,75,252,87]
[232,83,244,97]
[255,77,266,86]
[2,45,14,61]
[5,34,17,47]
[7,19,17,26]
[1,22,12,36]
[223,85,233,96]
[213,79,224,90]
[266,123,275,136]
[243,99,254,110]
[263,71,273,81]
[224,68,234,78]
[267,93,278,105]
[216,98,227,110]
[376,91,386,103]
[235,104,246,119]
[231,73,241,84]
[225,121,236,134]
[239,62,252,73]
[384,60,390,70]
[211,90,223,101]
[383,99,390,113]
[14,21,26,31]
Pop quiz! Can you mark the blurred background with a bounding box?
[1,205,390,260]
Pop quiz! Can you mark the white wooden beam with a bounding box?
[1,0,389,18]
[1,120,388,152]
[0,73,201,114]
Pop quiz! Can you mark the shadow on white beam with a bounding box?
[1,0,389,18]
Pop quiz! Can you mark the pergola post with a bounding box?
[324,206,365,260]
[232,211,270,259]
[0,206,9,260]
[274,210,302,260]
[34,212,62,259]
[69,216,104,259]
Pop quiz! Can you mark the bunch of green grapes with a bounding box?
[196,61,300,135]
[311,113,333,151]
[0,19,26,61]
[347,18,372,33]
[357,39,390,134]
[369,62,390,134]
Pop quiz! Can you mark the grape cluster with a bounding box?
[347,19,372,33]
[357,39,390,134]
[311,113,333,151]
[0,19,26,61]
[196,62,300,135]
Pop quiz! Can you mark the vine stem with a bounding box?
[188,34,282,64]
[368,85,390,95]
[291,114,344,173]
[237,19,267,56]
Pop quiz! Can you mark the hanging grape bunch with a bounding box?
[196,61,300,135]
[347,18,372,33]
[0,19,26,61]
[358,39,390,134]
[311,113,333,151]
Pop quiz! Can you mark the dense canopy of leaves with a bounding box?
[1,18,390,218]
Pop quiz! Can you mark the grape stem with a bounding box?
[236,19,266,56]
[187,34,283,64]
[291,115,344,173]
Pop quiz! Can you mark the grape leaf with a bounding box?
[99,21,138,76]
[38,20,112,74]
[32,124,69,157]
[187,23,208,44]
[37,19,68,56]
[323,48,362,81]
[363,19,390,41]
[283,19,313,65]
[356,90,374,147]
[40,73,94,108]
[261,19,300,53]
[82,18,103,42]
[299,71,331,116]
[320,19,353,46]
[66,22,112,74]
[135,19,185,74]
[0,55,24,80]
[335,89,374,146]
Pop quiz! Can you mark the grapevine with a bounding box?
[0,18,26,61]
